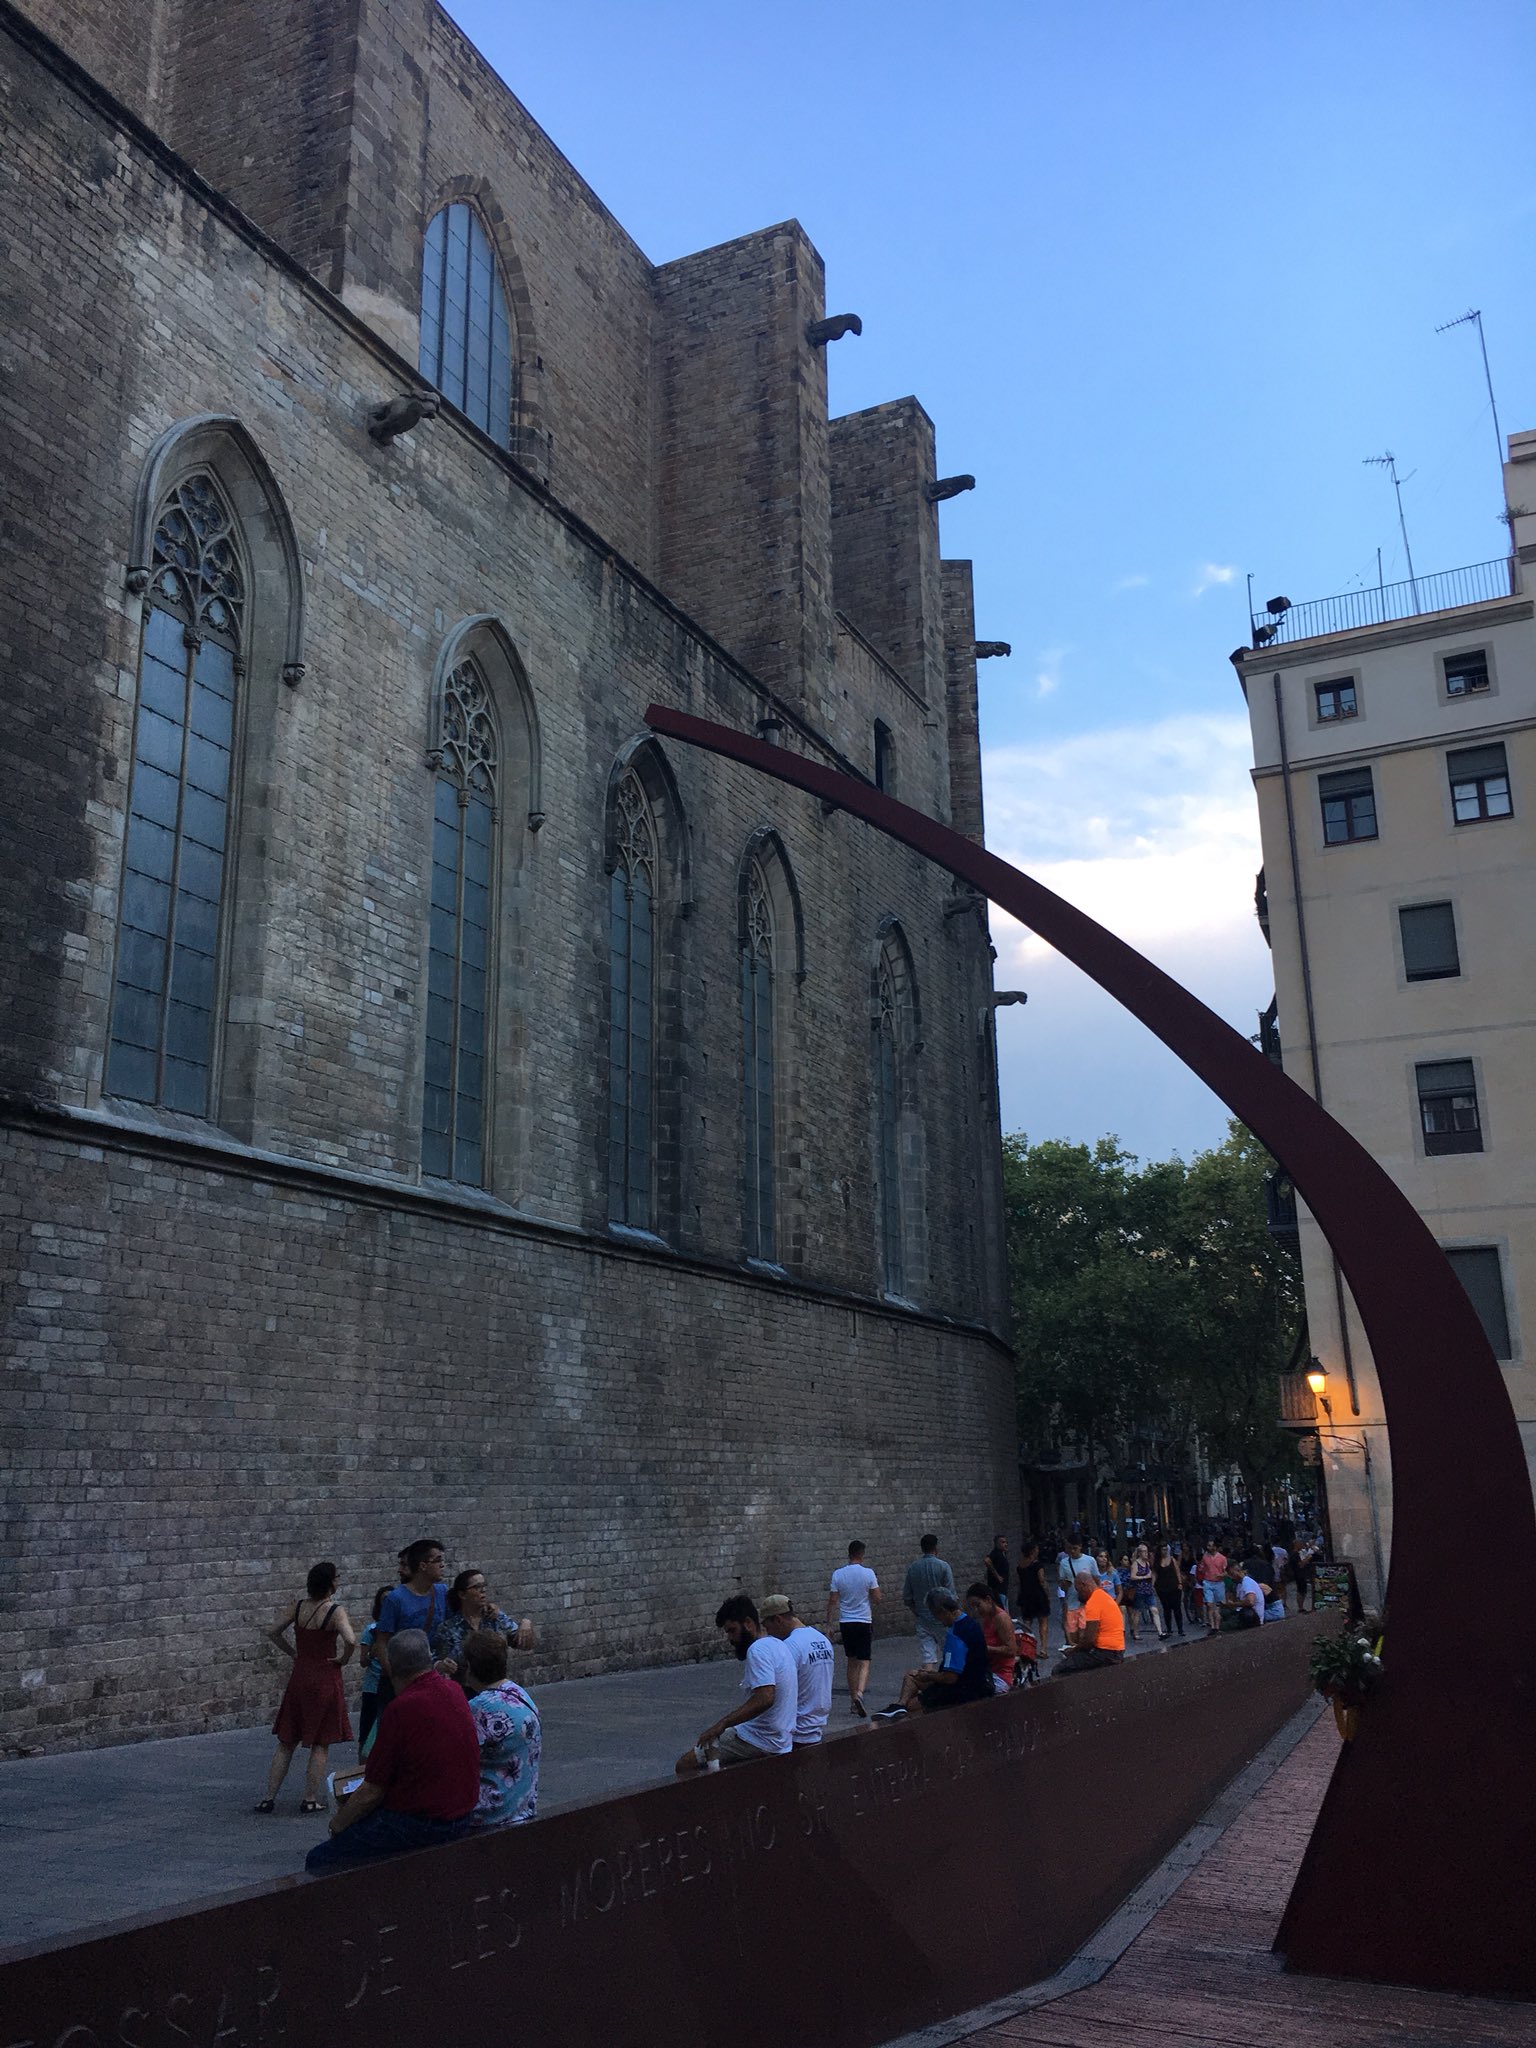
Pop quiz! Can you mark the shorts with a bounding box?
[1202,1583,1223,1605]
[917,1682,968,1713]
[839,1621,873,1661]
[715,1727,778,1767]
[916,1631,941,1668]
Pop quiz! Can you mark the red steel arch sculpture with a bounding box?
[646,703,1536,1999]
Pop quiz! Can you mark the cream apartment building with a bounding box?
[1236,428,1536,1606]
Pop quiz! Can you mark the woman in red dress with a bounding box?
[254,1562,356,1813]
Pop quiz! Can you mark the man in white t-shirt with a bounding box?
[1232,1571,1266,1628]
[760,1593,834,1745]
[825,1540,881,1718]
[675,1595,796,1773]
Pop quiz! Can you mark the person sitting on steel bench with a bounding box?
[1054,1568,1126,1676]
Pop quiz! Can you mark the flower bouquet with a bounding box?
[1308,1613,1383,1740]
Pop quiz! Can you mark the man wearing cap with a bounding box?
[675,1595,797,1773]
[760,1594,835,1746]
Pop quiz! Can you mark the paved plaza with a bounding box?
[0,1625,1190,1949]
[956,1712,1534,2048]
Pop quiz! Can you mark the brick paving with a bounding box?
[968,1716,1536,2047]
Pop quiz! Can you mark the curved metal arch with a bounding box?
[429,615,544,829]
[646,700,1536,2002]
[737,826,806,983]
[605,734,694,911]
[128,415,305,682]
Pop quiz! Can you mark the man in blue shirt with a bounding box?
[875,1591,992,1718]
[374,1539,449,1712]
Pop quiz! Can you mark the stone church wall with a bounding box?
[0,6,1015,1752]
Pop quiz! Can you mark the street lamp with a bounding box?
[1304,1366,1386,1601]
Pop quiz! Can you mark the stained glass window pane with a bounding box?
[417,202,514,450]
[108,470,244,1112]
[608,779,658,1228]
[419,683,497,1187]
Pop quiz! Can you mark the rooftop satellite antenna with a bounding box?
[1436,308,1513,551]
[1364,451,1418,607]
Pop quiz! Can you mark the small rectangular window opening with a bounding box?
[1314,678,1357,722]
[1416,1058,1482,1155]
[1318,766,1377,845]
[1444,1246,1512,1360]
[874,721,895,796]
[1443,650,1490,698]
[1447,743,1512,826]
[1399,902,1460,983]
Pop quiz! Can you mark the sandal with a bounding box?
[299,1799,326,1814]
[252,1799,276,1814]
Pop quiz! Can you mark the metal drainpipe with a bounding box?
[1273,672,1362,1416]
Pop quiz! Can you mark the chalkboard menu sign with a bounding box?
[1312,1563,1356,1613]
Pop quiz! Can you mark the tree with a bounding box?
[1003,1121,1303,1525]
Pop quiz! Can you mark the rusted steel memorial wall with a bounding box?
[0,1621,1320,2048]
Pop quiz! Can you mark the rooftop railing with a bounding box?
[1250,556,1518,647]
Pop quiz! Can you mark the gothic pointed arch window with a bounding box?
[423,658,499,1184]
[419,201,514,449]
[608,770,657,1229]
[874,923,922,1301]
[876,949,906,1296]
[106,474,245,1115]
[741,858,776,1262]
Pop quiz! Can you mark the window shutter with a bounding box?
[1445,1247,1512,1360]
[1447,743,1507,782]
[1416,1058,1475,1096]
[1399,902,1459,981]
[1318,766,1373,800]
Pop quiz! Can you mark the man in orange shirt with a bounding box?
[1055,1569,1126,1676]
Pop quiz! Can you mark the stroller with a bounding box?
[1011,1621,1041,1686]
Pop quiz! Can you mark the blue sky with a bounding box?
[450,0,1536,1162]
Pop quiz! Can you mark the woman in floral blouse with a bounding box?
[461,1630,540,1828]
[432,1568,536,1683]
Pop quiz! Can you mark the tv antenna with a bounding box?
[1437,308,1513,550]
[1364,452,1418,606]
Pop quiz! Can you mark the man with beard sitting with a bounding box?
[675,1594,797,1772]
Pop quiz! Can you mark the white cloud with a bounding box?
[1113,572,1151,592]
[1193,561,1238,597]
[981,713,1272,1157]
[1032,641,1067,700]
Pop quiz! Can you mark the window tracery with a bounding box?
[423,658,499,1185]
[608,771,657,1228]
[741,860,776,1261]
[106,472,243,1116]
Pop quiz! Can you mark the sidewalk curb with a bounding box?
[879,1693,1326,2048]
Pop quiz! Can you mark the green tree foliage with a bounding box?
[1003,1121,1304,1508]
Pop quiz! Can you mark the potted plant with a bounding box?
[1308,1614,1383,1740]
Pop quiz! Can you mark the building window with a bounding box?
[608,771,657,1229]
[1314,678,1357,723]
[1442,650,1490,698]
[876,955,904,1294]
[1399,901,1460,982]
[107,474,243,1115]
[1444,1246,1512,1360]
[741,861,776,1262]
[419,202,514,449]
[423,660,498,1184]
[1319,766,1377,845]
[1447,742,1512,825]
[874,721,896,796]
[1416,1058,1482,1156]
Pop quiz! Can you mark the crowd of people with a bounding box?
[256,1538,539,1868]
[256,1520,1324,1864]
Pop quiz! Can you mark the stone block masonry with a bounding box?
[0,1,1015,1750]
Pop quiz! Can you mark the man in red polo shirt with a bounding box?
[305,1629,478,1872]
